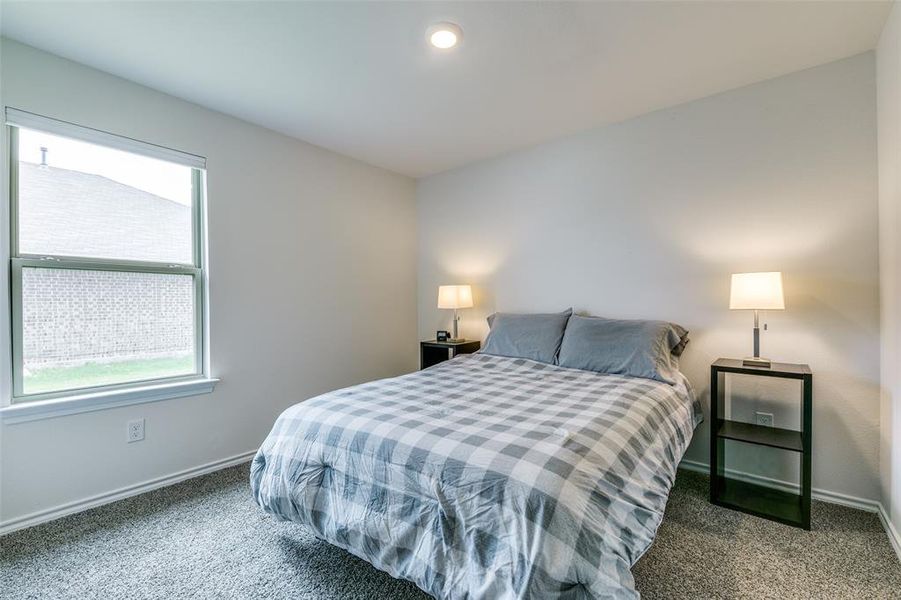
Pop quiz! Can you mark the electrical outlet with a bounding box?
[127,418,145,443]
[755,412,774,427]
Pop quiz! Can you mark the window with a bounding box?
[7,109,209,402]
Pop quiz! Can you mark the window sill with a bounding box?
[0,378,219,424]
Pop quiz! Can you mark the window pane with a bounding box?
[21,267,196,395]
[17,128,194,264]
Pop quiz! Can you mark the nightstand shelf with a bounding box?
[717,419,803,452]
[420,340,480,369]
[712,477,804,528]
[710,358,813,530]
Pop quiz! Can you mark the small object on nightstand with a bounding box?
[420,339,480,369]
[436,330,450,342]
[729,272,785,368]
[709,358,812,529]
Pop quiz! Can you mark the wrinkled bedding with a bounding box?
[251,353,700,599]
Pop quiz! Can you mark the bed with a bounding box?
[250,351,701,599]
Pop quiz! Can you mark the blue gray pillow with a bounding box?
[482,309,573,364]
[557,315,688,384]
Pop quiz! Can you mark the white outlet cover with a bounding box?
[127,418,145,443]
[755,412,774,427]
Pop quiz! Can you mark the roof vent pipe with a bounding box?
[40,146,48,168]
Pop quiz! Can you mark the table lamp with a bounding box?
[730,272,785,368]
[437,285,473,342]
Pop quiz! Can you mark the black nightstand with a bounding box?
[710,358,813,530]
[420,340,480,369]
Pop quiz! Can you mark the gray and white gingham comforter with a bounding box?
[250,353,701,599]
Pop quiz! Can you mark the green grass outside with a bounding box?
[24,355,195,395]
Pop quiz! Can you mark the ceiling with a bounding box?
[0,1,892,177]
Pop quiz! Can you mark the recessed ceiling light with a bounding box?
[427,22,463,49]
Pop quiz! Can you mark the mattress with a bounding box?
[250,353,701,599]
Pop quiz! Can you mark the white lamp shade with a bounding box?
[437,285,473,309]
[730,272,785,310]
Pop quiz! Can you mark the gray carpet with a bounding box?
[2,465,898,599]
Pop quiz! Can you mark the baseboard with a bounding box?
[679,459,881,512]
[679,459,900,563]
[877,503,901,563]
[0,450,257,536]
[4,452,898,565]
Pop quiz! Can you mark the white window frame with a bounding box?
[3,109,216,420]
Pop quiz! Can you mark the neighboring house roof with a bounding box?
[18,162,192,264]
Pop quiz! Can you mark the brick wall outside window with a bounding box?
[22,268,194,369]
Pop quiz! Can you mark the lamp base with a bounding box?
[448,337,466,343]
[742,356,772,368]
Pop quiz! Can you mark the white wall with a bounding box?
[0,39,418,525]
[878,2,901,534]
[418,54,881,502]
